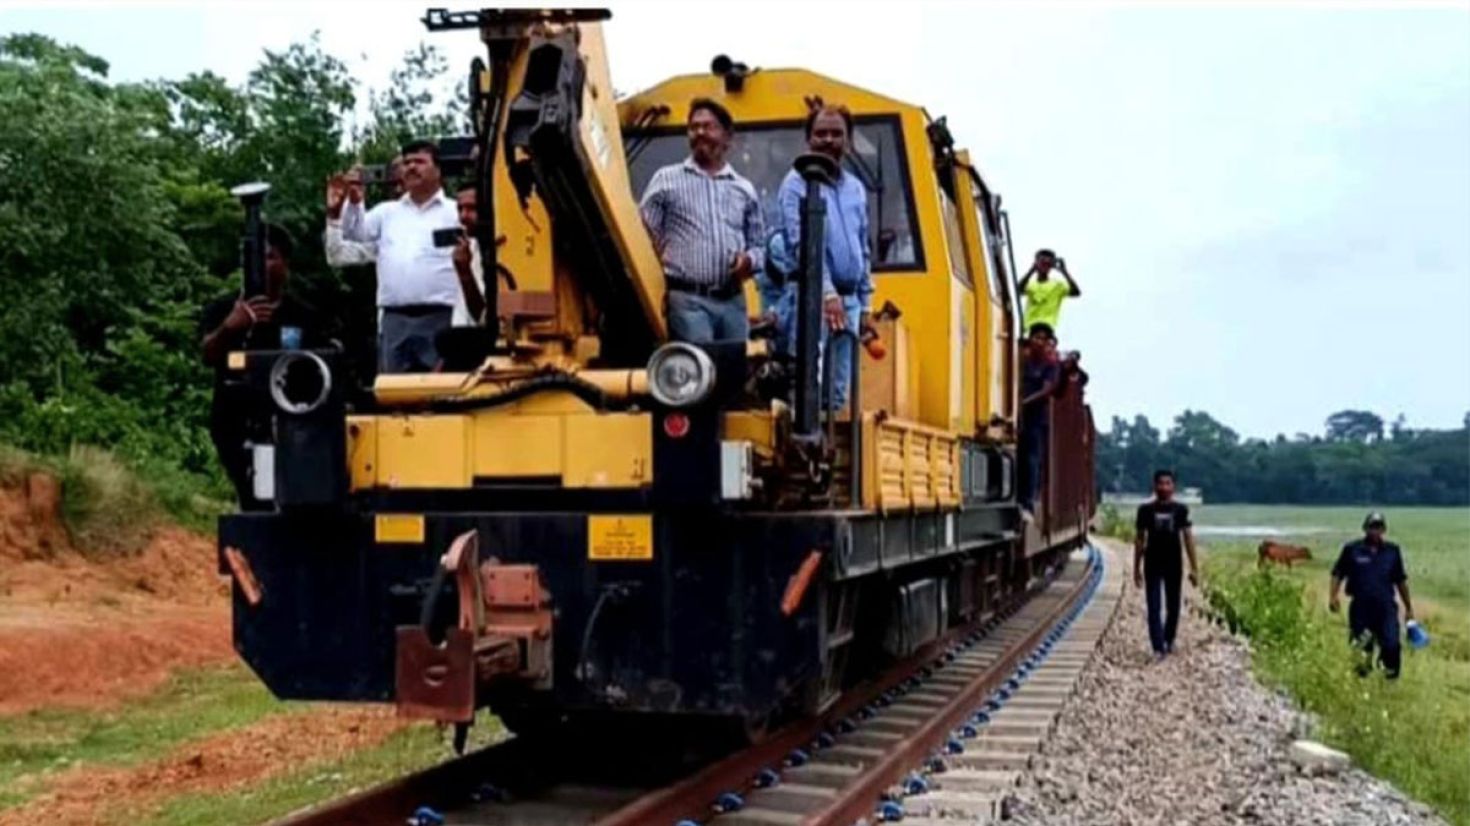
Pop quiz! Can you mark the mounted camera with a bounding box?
[710,54,752,93]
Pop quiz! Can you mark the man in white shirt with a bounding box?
[327,141,461,373]
[326,171,487,330]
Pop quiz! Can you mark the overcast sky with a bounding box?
[4,0,1468,438]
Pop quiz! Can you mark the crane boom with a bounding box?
[426,8,668,367]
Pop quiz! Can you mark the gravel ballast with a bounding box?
[1003,542,1446,826]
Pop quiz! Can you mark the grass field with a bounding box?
[1194,504,1470,825]
[0,663,497,825]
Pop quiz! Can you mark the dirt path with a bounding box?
[0,705,410,826]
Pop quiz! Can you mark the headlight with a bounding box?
[269,351,332,415]
[647,342,715,408]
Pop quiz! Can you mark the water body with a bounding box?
[1192,525,1333,538]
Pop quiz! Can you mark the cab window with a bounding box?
[626,116,924,271]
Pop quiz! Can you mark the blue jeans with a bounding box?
[1144,565,1182,654]
[755,270,788,318]
[823,296,864,409]
[1019,421,1048,511]
[666,290,748,344]
[779,293,862,407]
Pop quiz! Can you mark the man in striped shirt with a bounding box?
[639,98,765,344]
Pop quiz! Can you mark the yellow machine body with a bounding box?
[351,21,1022,516]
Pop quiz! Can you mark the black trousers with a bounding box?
[1144,565,1182,653]
[1349,599,1402,678]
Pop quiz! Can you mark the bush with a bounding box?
[56,445,160,553]
[0,442,224,554]
[1094,502,1133,541]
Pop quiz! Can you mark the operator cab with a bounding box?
[624,116,925,277]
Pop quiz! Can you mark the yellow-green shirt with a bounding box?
[1024,278,1070,330]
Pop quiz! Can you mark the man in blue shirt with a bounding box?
[1330,512,1415,679]
[777,104,873,408]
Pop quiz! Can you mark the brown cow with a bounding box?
[1258,540,1312,568]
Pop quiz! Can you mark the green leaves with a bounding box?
[0,29,464,521]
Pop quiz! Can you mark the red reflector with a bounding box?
[663,412,691,438]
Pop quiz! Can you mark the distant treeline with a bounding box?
[1096,409,1470,506]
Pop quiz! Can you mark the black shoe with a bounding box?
[1355,663,1371,678]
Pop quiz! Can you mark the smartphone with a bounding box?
[360,164,391,185]
[432,227,462,248]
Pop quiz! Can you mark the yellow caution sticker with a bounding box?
[587,514,653,561]
[375,513,425,544]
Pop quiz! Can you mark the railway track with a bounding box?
[273,543,1117,826]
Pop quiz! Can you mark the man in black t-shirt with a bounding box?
[1133,469,1200,658]
[199,225,328,509]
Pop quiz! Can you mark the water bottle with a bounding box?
[1406,620,1429,650]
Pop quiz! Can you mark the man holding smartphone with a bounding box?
[331,140,460,373]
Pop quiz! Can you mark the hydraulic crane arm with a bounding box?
[425,8,668,367]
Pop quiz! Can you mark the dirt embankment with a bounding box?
[0,473,421,825]
[0,473,233,714]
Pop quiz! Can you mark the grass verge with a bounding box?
[136,719,502,826]
[0,666,284,811]
[1204,558,1470,825]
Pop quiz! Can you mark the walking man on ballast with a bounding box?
[1330,512,1414,679]
[1134,469,1200,659]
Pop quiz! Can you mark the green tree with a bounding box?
[355,43,468,164]
[0,34,215,473]
[1326,409,1385,443]
[1098,408,1468,505]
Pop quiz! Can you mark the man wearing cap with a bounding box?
[1330,513,1415,679]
